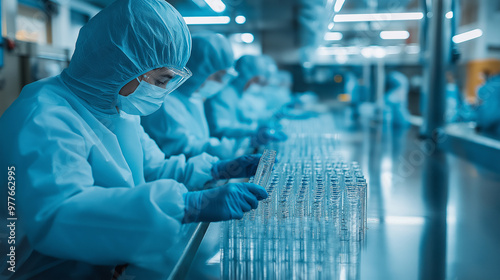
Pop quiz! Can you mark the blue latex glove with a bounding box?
[212,154,262,180]
[252,126,288,146]
[182,183,268,223]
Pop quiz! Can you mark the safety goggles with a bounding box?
[141,66,192,95]
[222,67,239,85]
[207,67,239,86]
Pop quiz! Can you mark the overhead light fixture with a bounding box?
[335,54,348,64]
[445,11,453,19]
[183,16,230,25]
[405,44,420,54]
[385,46,402,55]
[344,46,360,55]
[361,46,386,58]
[334,12,424,22]
[328,22,335,30]
[318,46,405,57]
[240,33,254,43]
[380,30,410,40]
[373,47,386,58]
[317,47,342,56]
[361,47,373,58]
[452,29,483,43]
[204,0,226,13]
[324,32,343,41]
[316,46,360,56]
[235,15,246,24]
[334,0,345,13]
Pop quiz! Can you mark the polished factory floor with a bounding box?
[335,111,500,280]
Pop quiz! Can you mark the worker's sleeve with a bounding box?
[17,109,187,266]
[162,104,241,159]
[205,90,258,138]
[141,104,186,158]
[205,137,245,160]
[143,102,211,158]
[140,124,219,190]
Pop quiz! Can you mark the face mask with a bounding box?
[245,83,263,95]
[118,78,169,116]
[197,80,225,99]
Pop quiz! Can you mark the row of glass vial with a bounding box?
[221,217,364,280]
[221,159,367,279]
[254,159,367,241]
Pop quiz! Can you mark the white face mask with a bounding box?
[197,80,225,99]
[118,78,169,115]
[245,83,263,95]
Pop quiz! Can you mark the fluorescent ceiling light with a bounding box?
[183,16,230,25]
[373,47,386,58]
[334,12,424,22]
[336,54,348,64]
[235,15,246,24]
[334,0,345,13]
[406,44,420,54]
[324,32,343,41]
[361,47,373,58]
[385,46,402,55]
[316,46,359,56]
[344,46,360,55]
[446,11,453,19]
[380,30,410,40]
[328,22,335,30]
[452,29,483,43]
[317,47,335,56]
[317,45,406,57]
[361,46,386,58]
[204,0,226,13]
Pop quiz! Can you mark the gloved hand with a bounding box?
[211,154,261,180]
[251,126,288,146]
[182,183,268,223]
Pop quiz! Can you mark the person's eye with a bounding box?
[158,75,174,85]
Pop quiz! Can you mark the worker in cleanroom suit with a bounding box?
[0,1,267,279]
[269,70,294,110]
[205,54,287,145]
[142,32,247,160]
[239,55,289,123]
[476,73,500,138]
[239,55,277,121]
[384,71,411,126]
[344,71,363,119]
